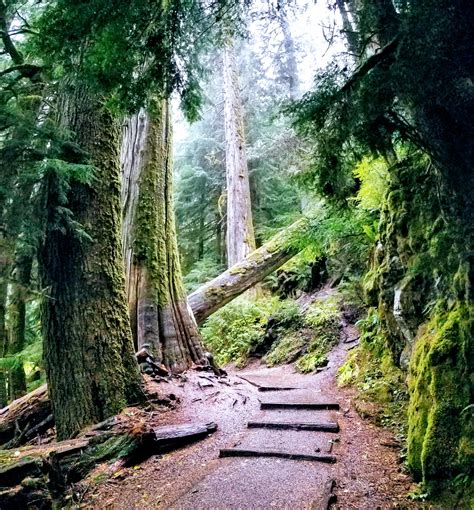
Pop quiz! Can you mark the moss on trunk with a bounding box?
[0,266,8,408]
[39,82,144,440]
[121,100,204,372]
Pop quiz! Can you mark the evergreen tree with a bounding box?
[39,81,145,439]
[223,40,257,266]
[122,100,205,371]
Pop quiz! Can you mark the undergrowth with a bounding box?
[338,309,408,437]
[201,293,342,372]
[294,297,340,372]
[200,296,292,367]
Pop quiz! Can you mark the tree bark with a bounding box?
[223,42,257,267]
[0,263,8,408]
[7,253,32,400]
[39,82,144,440]
[277,3,300,99]
[0,383,51,446]
[188,218,308,324]
[121,100,205,373]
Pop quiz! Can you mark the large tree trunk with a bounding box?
[121,100,205,373]
[39,82,144,440]
[0,262,8,408]
[7,253,32,400]
[223,42,257,267]
[277,2,300,99]
[188,218,308,324]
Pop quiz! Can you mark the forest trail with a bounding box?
[88,309,421,510]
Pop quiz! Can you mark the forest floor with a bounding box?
[78,294,436,510]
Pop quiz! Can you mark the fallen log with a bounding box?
[0,384,52,447]
[188,218,309,324]
[0,415,217,508]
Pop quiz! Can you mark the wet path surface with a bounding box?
[91,335,418,509]
[168,379,340,509]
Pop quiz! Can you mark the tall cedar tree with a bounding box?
[223,41,257,267]
[121,100,205,371]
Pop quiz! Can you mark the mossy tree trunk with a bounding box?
[121,100,205,372]
[0,263,8,408]
[39,82,144,440]
[7,253,32,400]
[223,42,257,267]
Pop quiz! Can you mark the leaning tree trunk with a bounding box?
[39,82,144,440]
[7,253,32,400]
[188,218,308,324]
[223,42,257,267]
[121,100,205,373]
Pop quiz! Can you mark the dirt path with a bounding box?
[85,326,423,510]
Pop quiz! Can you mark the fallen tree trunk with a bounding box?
[0,413,217,508]
[0,384,52,447]
[188,218,308,325]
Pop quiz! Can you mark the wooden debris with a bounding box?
[237,375,301,391]
[153,422,217,452]
[347,343,360,351]
[260,402,340,410]
[0,418,218,508]
[247,421,339,432]
[0,384,51,448]
[380,440,400,449]
[311,479,337,510]
[219,448,336,463]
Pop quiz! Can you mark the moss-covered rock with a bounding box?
[265,332,306,366]
[264,296,341,372]
[407,303,474,488]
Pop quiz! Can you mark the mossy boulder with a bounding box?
[407,303,474,489]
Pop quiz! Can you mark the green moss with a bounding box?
[407,303,474,490]
[265,332,306,366]
[295,298,340,373]
[201,296,285,366]
[337,309,408,428]
[264,297,340,373]
[229,266,248,275]
[296,350,328,373]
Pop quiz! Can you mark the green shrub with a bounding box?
[265,332,307,366]
[200,296,286,367]
[265,296,341,372]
